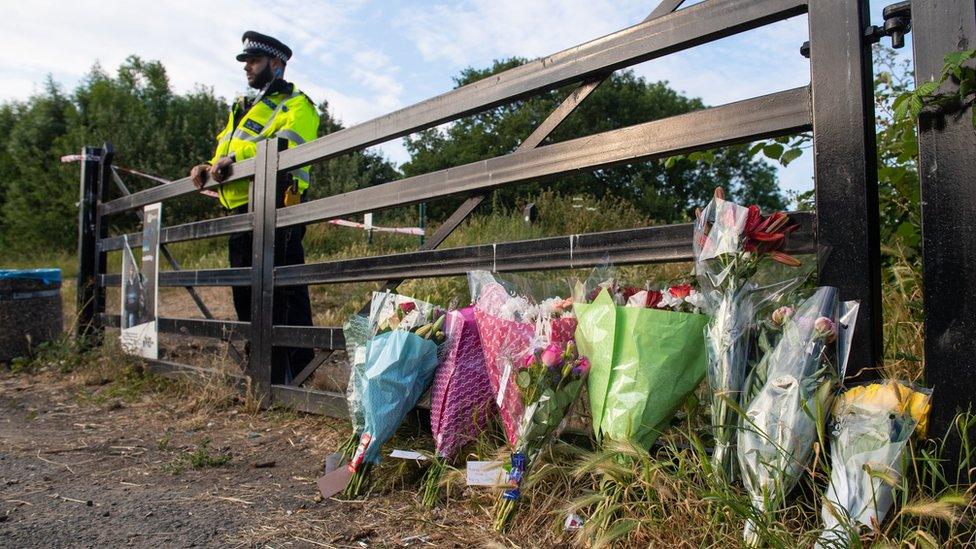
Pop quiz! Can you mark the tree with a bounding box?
[402,58,785,223]
[0,57,399,256]
[0,57,229,254]
[307,101,400,201]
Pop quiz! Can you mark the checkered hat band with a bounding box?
[243,39,288,62]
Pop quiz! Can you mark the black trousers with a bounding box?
[228,200,314,384]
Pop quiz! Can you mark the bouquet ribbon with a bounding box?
[502,452,526,501]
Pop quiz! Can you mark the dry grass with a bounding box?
[6,192,973,547]
[9,257,974,548]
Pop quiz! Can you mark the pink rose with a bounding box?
[519,353,535,369]
[572,357,591,377]
[814,317,837,343]
[771,306,795,328]
[540,343,564,368]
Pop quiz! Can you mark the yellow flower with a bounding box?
[836,381,932,438]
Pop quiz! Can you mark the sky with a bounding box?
[1,0,910,200]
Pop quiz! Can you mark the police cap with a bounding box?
[236,31,292,63]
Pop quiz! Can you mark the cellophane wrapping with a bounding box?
[429,306,495,460]
[348,292,446,469]
[342,314,371,447]
[469,271,576,446]
[693,195,813,481]
[736,286,859,545]
[816,381,931,548]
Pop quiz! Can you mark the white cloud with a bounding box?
[396,0,646,68]
[3,0,896,193]
[393,1,815,193]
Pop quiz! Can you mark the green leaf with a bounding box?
[915,81,940,97]
[892,92,911,118]
[515,370,531,390]
[960,77,975,101]
[944,50,970,68]
[779,148,803,167]
[910,95,924,118]
[748,142,765,157]
[762,143,784,160]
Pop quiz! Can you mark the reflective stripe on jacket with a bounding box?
[209,80,318,210]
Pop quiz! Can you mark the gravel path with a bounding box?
[0,370,489,548]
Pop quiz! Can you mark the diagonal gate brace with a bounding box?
[288,0,687,387]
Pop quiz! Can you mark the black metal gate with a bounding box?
[74,0,972,433]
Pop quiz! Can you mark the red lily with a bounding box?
[669,284,692,299]
[621,286,641,302]
[742,208,799,265]
[646,290,663,309]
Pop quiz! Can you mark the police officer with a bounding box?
[189,31,317,383]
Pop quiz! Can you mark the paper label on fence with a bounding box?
[496,361,512,406]
[389,449,427,461]
[466,460,505,486]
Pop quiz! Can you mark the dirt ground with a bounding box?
[0,366,511,548]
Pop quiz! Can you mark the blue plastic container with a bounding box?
[0,268,63,363]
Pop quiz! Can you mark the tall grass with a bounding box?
[5,189,971,547]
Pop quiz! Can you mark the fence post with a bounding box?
[248,138,287,402]
[807,0,883,378]
[76,145,104,343]
[912,0,976,480]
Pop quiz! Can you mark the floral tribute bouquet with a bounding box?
[694,186,812,481]
[573,276,710,450]
[321,292,448,499]
[338,313,371,459]
[492,339,590,531]
[466,270,587,531]
[816,381,931,548]
[421,305,494,507]
[736,286,860,545]
[468,270,577,447]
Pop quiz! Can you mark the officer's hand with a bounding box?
[208,156,234,183]
[189,164,210,189]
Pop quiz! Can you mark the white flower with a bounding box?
[498,295,531,321]
[685,290,707,313]
[537,297,563,319]
[627,290,649,308]
[658,291,683,311]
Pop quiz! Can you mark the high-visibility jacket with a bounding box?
[209,79,319,210]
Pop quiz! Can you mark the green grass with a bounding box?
[3,191,969,546]
[0,251,79,278]
[163,437,232,475]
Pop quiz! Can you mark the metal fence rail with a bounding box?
[78,0,891,418]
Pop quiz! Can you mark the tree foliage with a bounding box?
[0,55,792,257]
[402,58,785,223]
[0,57,398,256]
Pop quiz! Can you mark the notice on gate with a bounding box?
[120,203,161,359]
